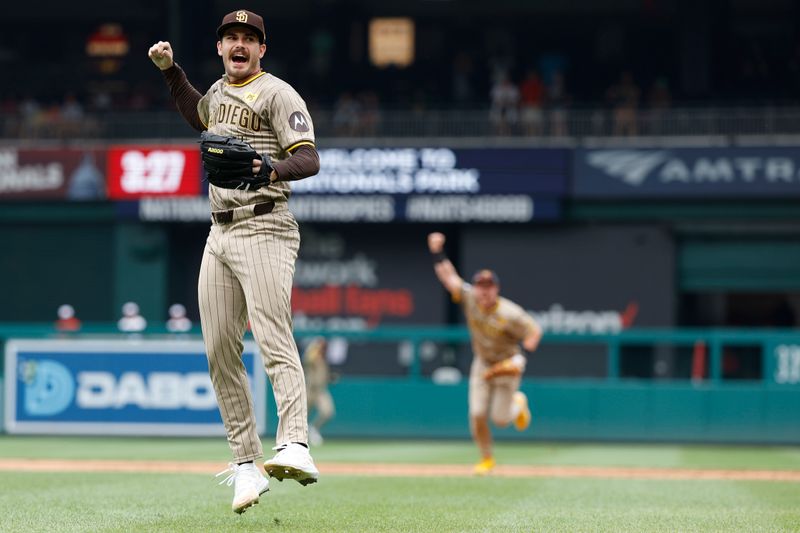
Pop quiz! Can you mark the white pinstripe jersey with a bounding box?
[198,70,315,211]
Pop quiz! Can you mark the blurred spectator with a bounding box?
[118,301,147,332]
[519,69,545,136]
[359,91,382,136]
[546,70,570,136]
[489,73,519,135]
[606,70,641,136]
[55,304,81,332]
[61,93,83,121]
[332,92,362,136]
[89,88,113,113]
[60,92,84,137]
[18,95,41,137]
[19,94,40,120]
[166,303,192,333]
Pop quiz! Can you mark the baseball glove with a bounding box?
[483,358,523,380]
[199,131,272,191]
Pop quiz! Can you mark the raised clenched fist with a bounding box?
[148,41,174,70]
[427,232,445,253]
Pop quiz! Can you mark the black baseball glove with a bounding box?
[199,131,273,191]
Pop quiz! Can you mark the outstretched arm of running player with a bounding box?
[522,323,543,352]
[427,232,464,295]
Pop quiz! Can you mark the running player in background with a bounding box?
[427,232,542,475]
[302,337,336,446]
[148,8,319,514]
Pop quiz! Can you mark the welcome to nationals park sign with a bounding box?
[124,146,569,223]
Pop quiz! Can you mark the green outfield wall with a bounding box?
[284,379,800,443]
[2,325,799,443]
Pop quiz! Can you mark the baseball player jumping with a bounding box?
[148,9,320,514]
[427,232,542,475]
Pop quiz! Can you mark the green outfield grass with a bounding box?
[1,437,799,532]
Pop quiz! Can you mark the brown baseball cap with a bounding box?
[472,269,500,287]
[217,9,266,43]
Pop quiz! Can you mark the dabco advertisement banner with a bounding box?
[107,145,201,199]
[574,146,800,197]
[4,339,264,436]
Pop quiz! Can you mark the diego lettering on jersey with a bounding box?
[216,103,262,131]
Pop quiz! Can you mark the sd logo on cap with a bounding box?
[217,9,266,43]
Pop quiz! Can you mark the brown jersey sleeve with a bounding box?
[272,144,320,182]
[161,63,205,132]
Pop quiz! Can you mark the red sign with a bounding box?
[292,284,414,327]
[107,146,201,199]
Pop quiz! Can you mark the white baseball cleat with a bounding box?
[216,462,269,514]
[264,443,320,486]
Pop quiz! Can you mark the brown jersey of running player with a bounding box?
[427,232,542,475]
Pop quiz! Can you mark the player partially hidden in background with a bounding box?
[427,232,542,475]
[302,337,336,445]
[148,8,319,514]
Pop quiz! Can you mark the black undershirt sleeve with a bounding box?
[161,63,205,132]
[272,144,320,181]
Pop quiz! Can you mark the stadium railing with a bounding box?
[0,324,798,386]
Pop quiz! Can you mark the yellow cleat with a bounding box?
[473,457,496,475]
[513,391,531,431]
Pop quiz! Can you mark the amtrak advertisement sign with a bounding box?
[4,339,265,436]
[574,147,800,197]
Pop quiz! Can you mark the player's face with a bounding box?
[217,27,266,82]
[474,282,499,310]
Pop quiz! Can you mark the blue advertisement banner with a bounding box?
[119,147,568,223]
[296,147,570,196]
[128,195,561,223]
[4,339,265,436]
[289,194,560,223]
[573,146,800,197]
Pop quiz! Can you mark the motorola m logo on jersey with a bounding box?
[289,111,310,132]
[19,358,217,416]
[587,150,800,186]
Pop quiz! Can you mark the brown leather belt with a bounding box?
[212,201,275,224]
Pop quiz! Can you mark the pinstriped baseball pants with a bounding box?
[198,206,308,463]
